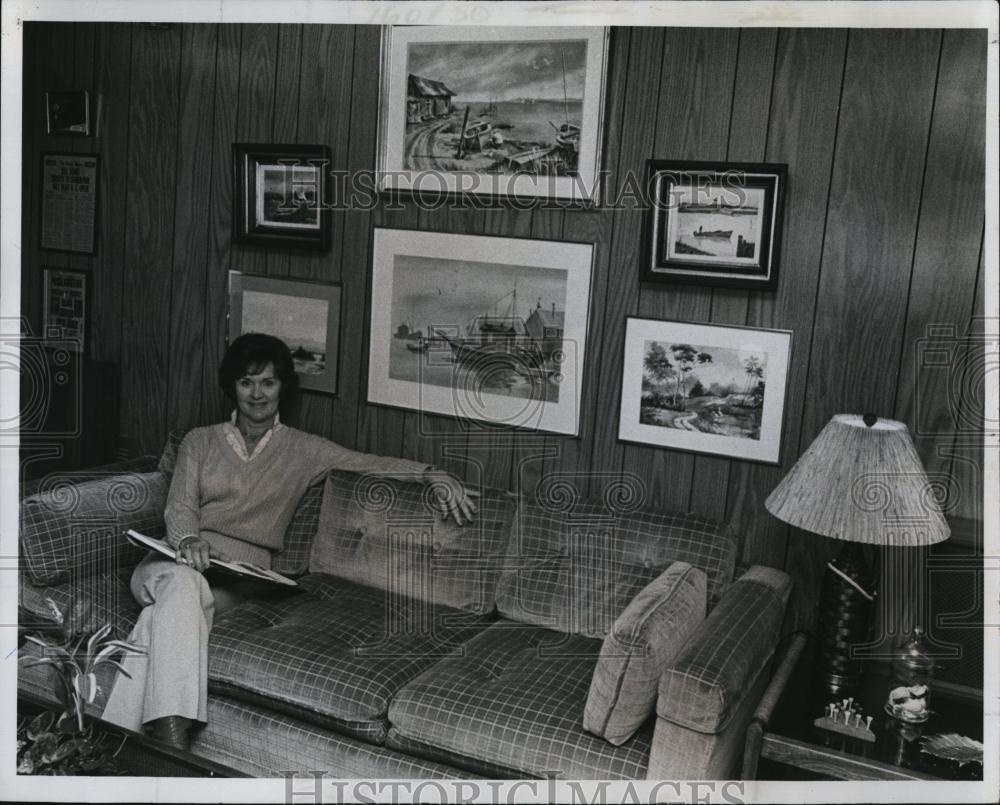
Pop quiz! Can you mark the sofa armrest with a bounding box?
[20,469,168,586]
[741,631,807,779]
[655,565,792,734]
[20,455,160,500]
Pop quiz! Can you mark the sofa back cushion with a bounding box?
[20,471,168,586]
[495,497,737,637]
[309,471,515,614]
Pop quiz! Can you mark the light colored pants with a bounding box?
[101,553,247,731]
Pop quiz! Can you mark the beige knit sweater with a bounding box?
[164,424,429,563]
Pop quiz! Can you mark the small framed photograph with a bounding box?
[232,144,331,250]
[377,26,609,204]
[643,161,787,289]
[46,91,90,135]
[228,271,342,395]
[40,152,99,254]
[618,317,792,464]
[42,266,90,354]
[367,228,594,435]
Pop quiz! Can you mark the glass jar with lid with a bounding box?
[886,626,934,723]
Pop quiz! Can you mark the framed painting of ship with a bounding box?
[618,317,792,464]
[376,26,609,204]
[227,271,342,395]
[232,143,332,250]
[367,228,594,435]
[642,161,787,290]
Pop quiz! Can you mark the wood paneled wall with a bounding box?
[22,23,987,628]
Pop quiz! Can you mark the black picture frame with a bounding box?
[45,90,91,136]
[39,152,99,255]
[42,266,90,355]
[232,143,332,250]
[642,160,787,290]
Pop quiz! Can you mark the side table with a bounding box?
[743,634,984,781]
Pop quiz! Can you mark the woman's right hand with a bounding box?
[176,537,227,573]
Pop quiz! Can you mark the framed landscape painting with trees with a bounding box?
[618,317,792,463]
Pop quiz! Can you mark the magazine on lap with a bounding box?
[125,529,298,588]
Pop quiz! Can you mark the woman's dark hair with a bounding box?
[218,333,299,400]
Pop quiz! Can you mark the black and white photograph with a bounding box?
[228,271,342,394]
[378,26,609,202]
[369,228,593,434]
[2,2,996,803]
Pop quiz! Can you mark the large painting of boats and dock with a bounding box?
[379,27,609,202]
[618,318,792,463]
[368,229,594,435]
[227,272,342,395]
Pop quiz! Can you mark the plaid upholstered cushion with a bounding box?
[496,499,737,637]
[583,561,707,745]
[388,620,653,780]
[20,471,169,586]
[156,427,190,478]
[310,471,514,615]
[270,480,324,577]
[20,455,159,499]
[207,573,492,745]
[656,565,791,733]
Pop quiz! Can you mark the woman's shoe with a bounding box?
[148,715,192,750]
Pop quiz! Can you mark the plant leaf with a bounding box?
[25,710,55,740]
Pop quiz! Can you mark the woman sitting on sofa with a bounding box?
[101,333,477,749]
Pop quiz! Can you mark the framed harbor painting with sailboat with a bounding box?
[377,26,609,204]
[368,228,594,435]
[642,161,787,289]
[228,271,342,395]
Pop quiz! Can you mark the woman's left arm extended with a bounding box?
[313,438,478,525]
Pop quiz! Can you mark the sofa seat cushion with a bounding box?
[496,498,737,637]
[207,573,493,745]
[19,567,141,641]
[388,620,653,780]
[310,472,514,615]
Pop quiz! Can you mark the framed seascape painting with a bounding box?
[232,144,331,250]
[643,161,787,289]
[228,271,342,395]
[618,317,792,464]
[377,26,609,204]
[367,228,594,435]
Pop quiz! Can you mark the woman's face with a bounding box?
[235,362,282,426]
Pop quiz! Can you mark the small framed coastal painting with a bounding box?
[618,317,792,464]
[643,161,787,289]
[377,26,609,204]
[232,144,331,250]
[367,228,594,435]
[227,271,342,395]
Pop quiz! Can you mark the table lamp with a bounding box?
[765,413,950,691]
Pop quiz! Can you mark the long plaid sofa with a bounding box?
[18,448,793,780]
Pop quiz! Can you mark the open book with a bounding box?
[125,529,298,588]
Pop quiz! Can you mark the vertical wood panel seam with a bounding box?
[723,31,744,160]
[200,25,223,424]
[780,29,851,573]
[116,26,136,437]
[164,28,187,434]
[888,30,946,416]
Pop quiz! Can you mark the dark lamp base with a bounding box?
[817,542,875,694]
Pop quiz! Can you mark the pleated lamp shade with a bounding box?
[765,414,950,546]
